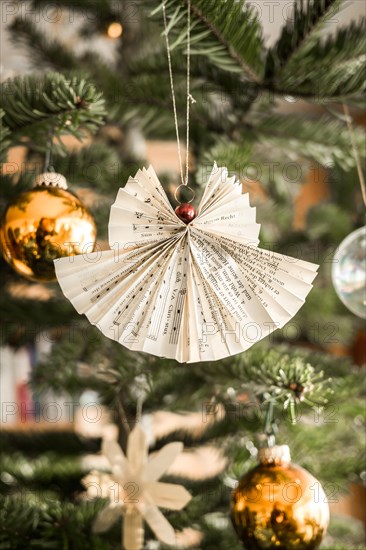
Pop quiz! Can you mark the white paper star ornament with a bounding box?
[83,426,191,549]
[55,163,318,363]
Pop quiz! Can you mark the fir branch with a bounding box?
[52,143,124,195]
[9,17,78,72]
[275,20,366,98]
[199,138,253,181]
[7,17,138,130]
[0,496,110,549]
[267,0,344,77]
[153,0,264,80]
[251,113,366,169]
[114,43,259,119]
[0,283,79,348]
[231,350,332,411]
[297,17,366,67]
[0,73,105,145]
[0,453,84,498]
[5,28,188,138]
[0,430,100,457]
[275,61,366,100]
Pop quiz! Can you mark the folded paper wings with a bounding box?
[55,163,318,363]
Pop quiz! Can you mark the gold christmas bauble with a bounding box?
[0,173,96,282]
[231,445,329,550]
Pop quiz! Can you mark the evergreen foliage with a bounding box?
[0,0,365,548]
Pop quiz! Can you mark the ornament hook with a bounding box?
[174,183,195,205]
[43,125,55,173]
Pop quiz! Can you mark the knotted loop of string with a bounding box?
[174,183,195,204]
[162,0,194,203]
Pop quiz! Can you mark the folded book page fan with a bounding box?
[55,163,318,363]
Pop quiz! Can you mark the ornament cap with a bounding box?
[258,445,291,466]
[34,172,68,190]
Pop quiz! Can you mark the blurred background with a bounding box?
[0,1,365,549]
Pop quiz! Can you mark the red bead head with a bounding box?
[175,203,197,224]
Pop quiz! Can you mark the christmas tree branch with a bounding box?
[0,73,105,149]
[268,0,344,76]
[273,22,366,99]
[292,18,366,68]
[9,17,77,72]
[251,113,366,169]
[153,0,264,79]
[51,144,125,195]
[179,0,261,82]
[0,430,100,456]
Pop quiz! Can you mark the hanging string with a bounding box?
[343,103,366,208]
[43,125,55,173]
[162,0,193,192]
[185,0,193,186]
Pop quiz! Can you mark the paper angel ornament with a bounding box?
[55,163,318,363]
[83,425,191,549]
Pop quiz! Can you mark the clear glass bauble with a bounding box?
[332,226,366,319]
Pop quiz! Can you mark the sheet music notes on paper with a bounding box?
[55,164,318,363]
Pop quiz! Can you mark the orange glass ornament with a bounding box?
[0,173,96,282]
[231,445,329,550]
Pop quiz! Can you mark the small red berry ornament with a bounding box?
[175,203,196,223]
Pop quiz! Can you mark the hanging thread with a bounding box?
[162,0,194,195]
[185,0,193,187]
[343,103,366,208]
[43,125,55,173]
